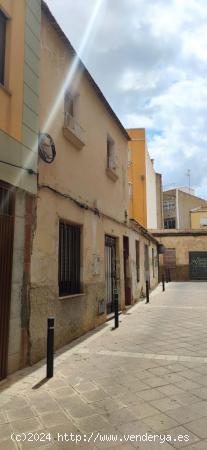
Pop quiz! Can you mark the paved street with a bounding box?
[1,282,207,450]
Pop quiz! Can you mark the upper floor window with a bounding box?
[106,135,118,181]
[163,200,175,211]
[63,90,85,149]
[164,218,176,229]
[200,217,207,227]
[0,10,7,85]
[64,90,78,118]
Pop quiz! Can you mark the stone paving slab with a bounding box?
[1,282,207,449]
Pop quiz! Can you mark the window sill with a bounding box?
[106,167,118,181]
[63,123,85,150]
[0,83,11,96]
[59,293,85,300]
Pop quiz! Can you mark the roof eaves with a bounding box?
[41,1,130,142]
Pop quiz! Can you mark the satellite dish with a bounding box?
[38,133,56,164]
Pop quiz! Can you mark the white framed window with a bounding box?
[200,217,207,227]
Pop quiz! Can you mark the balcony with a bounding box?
[63,112,85,149]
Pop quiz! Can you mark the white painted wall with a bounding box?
[145,147,158,229]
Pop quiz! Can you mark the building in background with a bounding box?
[190,207,207,229]
[0,0,40,380]
[128,128,163,229]
[153,229,207,281]
[163,188,207,229]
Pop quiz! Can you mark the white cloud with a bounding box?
[45,0,207,197]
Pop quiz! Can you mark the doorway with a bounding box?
[105,235,116,314]
[144,244,150,287]
[0,182,15,380]
[123,236,131,305]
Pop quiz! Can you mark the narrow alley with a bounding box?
[1,282,207,449]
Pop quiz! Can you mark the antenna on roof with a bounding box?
[186,169,191,193]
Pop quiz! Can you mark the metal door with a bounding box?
[123,236,131,305]
[144,244,150,287]
[189,252,207,280]
[0,183,15,380]
[105,235,116,314]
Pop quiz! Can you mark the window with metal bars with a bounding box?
[0,10,7,85]
[58,221,81,296]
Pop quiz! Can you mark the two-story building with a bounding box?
[28,2,159,364]
[0,0,40,379]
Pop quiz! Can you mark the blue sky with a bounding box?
[46,0,207,198]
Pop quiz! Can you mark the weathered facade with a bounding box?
[0,0,40,379]
[28,3,159,364]
[153,229,207,281]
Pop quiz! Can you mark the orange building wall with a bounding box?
[0,0,25,141]
[128,128,147,227]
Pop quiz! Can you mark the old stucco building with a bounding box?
[28,2,159,364]
[0,0,40,379]
[153,229,207,281]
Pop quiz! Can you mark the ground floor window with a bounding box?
[58,221,81,296]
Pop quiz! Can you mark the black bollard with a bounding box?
[114,288,119,328]
[146,280,149,304]
[162,273,165,292]
[47,317,54,378]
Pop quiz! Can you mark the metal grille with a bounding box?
[0,183,15,380]
[135,240,140,282]
[189,252,207,280]
[105,235,116,314]
[58,221,81,296]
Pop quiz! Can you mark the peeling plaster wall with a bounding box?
[30,189,158,364]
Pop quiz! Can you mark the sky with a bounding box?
[46,0,207,198]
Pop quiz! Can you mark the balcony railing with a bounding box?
[63,112,85,149]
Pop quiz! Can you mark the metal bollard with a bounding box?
[146,280,149,304]
[47,317,54,378]
[162,273,165,292]
[168,269,171,282]
[114,288,119,328]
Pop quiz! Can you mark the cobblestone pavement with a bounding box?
[1,282,207,450]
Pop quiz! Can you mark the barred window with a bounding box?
[0,10,7,85]
[58,221,81,296]
[135,240,140,282]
